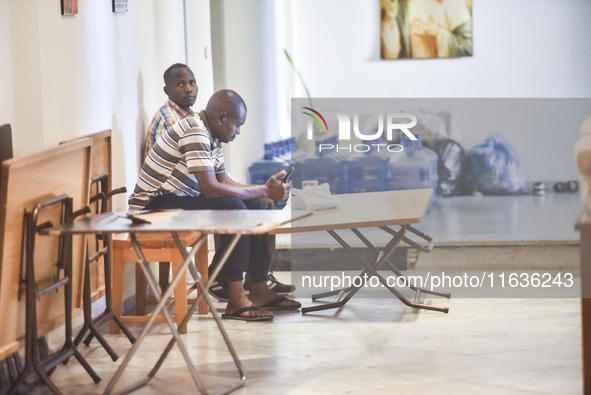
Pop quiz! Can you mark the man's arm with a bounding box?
[216,171,263,189]
[143,116,167,162]
[194,169,291,201]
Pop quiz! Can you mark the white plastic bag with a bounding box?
[289,183,340,211]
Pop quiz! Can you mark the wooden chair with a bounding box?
[110,232,209,335]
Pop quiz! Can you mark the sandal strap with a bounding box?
[231,306,263,316]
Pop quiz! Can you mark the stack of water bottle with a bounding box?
[387,133,439,206]
[294,136,348,194]
[248,133,439,209]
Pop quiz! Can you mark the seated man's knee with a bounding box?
[244,198,267,210]
[215,196,248,210]
[261,198,275,210]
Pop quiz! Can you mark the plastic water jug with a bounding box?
[293,138,347,194]
[346,152,389,193]
[388,134,439,206]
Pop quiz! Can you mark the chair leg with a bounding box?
[159,262,171,295]
[110,248,125,334]
[196,242,209,314]
[112,242,198,334]
[137,262,170,314]
[171,250,188,334]
[135,262,147,315]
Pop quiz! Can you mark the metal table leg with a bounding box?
[302,225,450,314]
[369,226,451,300]
[74,176,135,357]
[140,233,245,395]
[104,232,245,395]
[73,235,136,361]
[10,198,101,395]
[302,226,406,314]
[103,232,206,394]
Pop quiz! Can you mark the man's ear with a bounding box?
[217,112,227,125]
[163,86,169,97]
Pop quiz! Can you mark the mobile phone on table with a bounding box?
[282,166,295,183]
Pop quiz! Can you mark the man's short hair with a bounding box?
[206,89,247,119]
[163,63,190,86]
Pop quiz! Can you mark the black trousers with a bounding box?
[145,195,269,283]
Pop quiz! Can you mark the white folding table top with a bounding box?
[45,209,312,236]
[273,189,433,234]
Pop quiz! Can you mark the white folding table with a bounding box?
[44,209,311,395]
[272,189,450,314]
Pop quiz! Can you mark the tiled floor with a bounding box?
[23,193,586,394]
[34,292,582,395]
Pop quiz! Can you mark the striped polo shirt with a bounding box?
[128,113,225,210]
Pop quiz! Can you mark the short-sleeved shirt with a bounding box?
[143,100,195,162]
[129,112,226,210]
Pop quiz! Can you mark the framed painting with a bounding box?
[61,0,78,15]
[380,0,473,59]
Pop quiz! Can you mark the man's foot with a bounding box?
[224,282,274,321]
[259,295,301,311]
[244,273,296,294]
[248,282,301,310]
[222,306,273,321]
[208,280,230,302]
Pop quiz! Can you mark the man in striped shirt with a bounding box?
[142,63,198,162]
[144,64,296,305]
[129,90,300,321]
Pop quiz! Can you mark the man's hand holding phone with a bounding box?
[266,168,293,201]
[281,166,295,183]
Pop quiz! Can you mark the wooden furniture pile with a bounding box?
[0,129,208,394]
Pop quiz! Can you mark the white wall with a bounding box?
[1,0,213,208]
[0,0,213,301]
[211,0,295,183]
[0,0,14,131]
[2,0,590,190]
[289,0,591,98]
[216,0,591,185]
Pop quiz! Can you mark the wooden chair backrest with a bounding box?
[0,138,92,354]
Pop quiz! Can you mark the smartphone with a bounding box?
[282,166,295,183]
